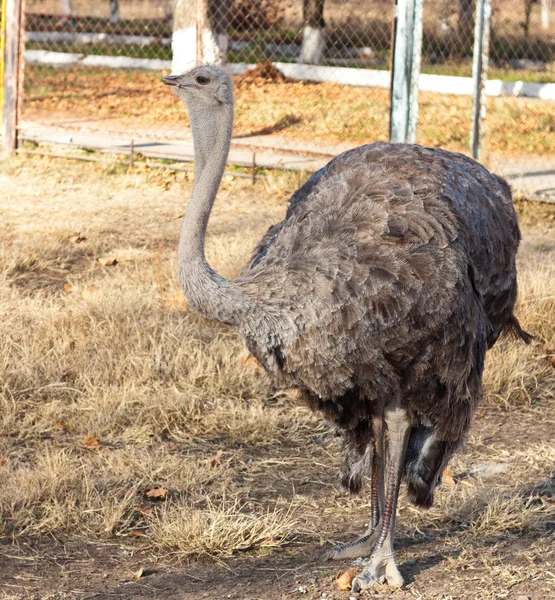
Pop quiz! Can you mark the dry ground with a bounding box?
[22,67,555,158]
[0,155,554,600]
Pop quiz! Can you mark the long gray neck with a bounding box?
[177,99,251,325]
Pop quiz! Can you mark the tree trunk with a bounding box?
[60,0,72,16]
[439,0,453,37]
[541,0,551,30]
[457,0,474,54]
[299,0,326,64]
[109,0,120,24]
[172,0,229,74]
[523,0,533,37]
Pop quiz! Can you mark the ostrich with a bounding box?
[162,66,530,590]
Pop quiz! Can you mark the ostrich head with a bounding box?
[162,66,233,108]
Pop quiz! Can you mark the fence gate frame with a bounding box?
[1,0,24,155]
[389,0,423,144]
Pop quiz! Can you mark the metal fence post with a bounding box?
[390,0,423,144]
[470,0,491,160]
[2,0,23,155]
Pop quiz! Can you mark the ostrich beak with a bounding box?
[162,75,182,87]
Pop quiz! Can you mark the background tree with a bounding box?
[299,0,326,64]
[172,0,229,74]
[110,0,121,25]
[457,0,474,54]
[541,0,552,30]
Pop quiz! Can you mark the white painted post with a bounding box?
[2,0,23,155]
[389,0,424,144]
[470,0,491,160]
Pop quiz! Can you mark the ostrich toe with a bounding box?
[351,553,404,591]
[323,528,379,560]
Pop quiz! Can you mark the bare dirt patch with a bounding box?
[0,156,554,600]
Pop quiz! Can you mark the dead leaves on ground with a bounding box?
[98,256,118,267]
[144,487,168,500]
[83,434,103,450]
[81,284,101,300]
[69,234,87,244]
[239,354,260,370]
[335,568,357,591]
[442,466,456,487]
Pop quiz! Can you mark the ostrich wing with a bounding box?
[236,143,486,410]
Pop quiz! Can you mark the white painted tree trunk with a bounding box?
[202,30,228,64]
[171,28,227,73]
[172,25,197,73]
[300,0,326,64]
[110,0,120,25]
[299,26,325,64]
[541,0,552,30]
[172,0,228,74]
[60,0,72,16]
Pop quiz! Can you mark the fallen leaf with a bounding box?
[83,434,102,449]
[0,455,8,466]
[442,466,456,486]
[145,487,167,500]
[69,234,87,243]
[208,449,223,468]
[98,256,118,267]
[60,369,73,382]
[239,355,260,370]
[81,285,101,300]
[52,422,68,433]
[132,567,144,579]
[550,356,555,367]
[130,530,147,537]
[165,441,179,452]
[139,501,153,517]
[63,283,74,293]
[335,568,357,591]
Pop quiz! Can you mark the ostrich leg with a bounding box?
[352,405,410,590]
[324,417,385,560]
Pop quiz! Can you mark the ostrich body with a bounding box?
[162,66,529,589]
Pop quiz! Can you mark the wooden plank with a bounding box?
[2,0,23,155]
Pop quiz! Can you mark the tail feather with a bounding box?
[404,425,460,508]
[505,315,533,344]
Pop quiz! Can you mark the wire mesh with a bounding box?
[21,0,394,183]
[18,0,555,200]
[417,0,555,199]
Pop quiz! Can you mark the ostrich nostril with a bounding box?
[162,75,182,87]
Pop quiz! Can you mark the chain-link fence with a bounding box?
[417,0,555,198]
[13,0,555,199]
[21,0,395,179]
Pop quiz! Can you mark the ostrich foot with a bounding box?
[322,528,379,560]
[351,552,404,591]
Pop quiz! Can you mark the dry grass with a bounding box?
[22,67,555,157]
[0,154,554,598]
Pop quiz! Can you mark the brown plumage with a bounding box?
[162,66,530,590]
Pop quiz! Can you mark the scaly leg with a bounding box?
[324,417,385,560]
[352,405,410,590]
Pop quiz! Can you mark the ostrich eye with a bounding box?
[195,75,210,85]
